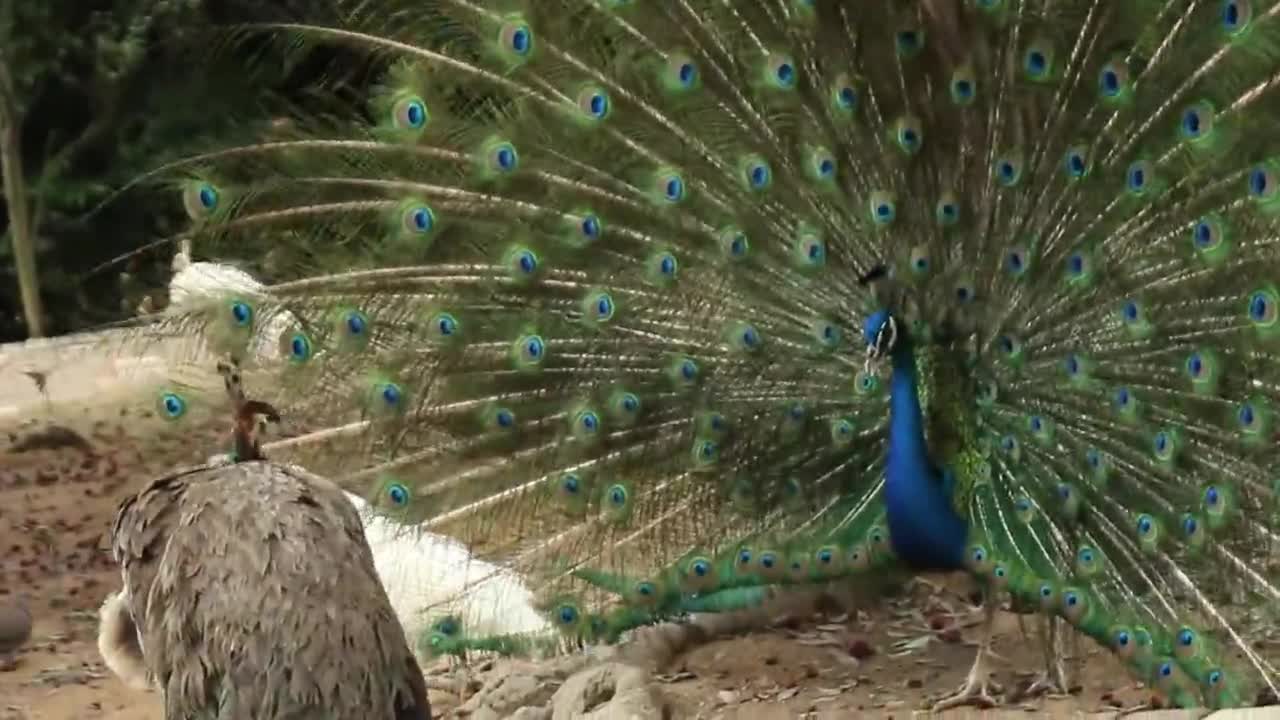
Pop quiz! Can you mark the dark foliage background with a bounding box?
[0,0,355,341]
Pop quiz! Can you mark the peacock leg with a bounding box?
[930,595,1000,712]
[1023,614,1069,697]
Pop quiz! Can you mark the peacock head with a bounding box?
[863,309,903,366]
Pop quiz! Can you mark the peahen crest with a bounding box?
[6,0,1280,709]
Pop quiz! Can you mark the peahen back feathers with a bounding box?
[6,0,1280,708]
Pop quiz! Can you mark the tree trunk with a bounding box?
[0,60,44,338]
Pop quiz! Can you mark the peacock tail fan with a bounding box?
[21,0,1280,705]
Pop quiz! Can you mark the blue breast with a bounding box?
[881,346,969,571]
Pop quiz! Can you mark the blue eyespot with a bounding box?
[608,484,627,506]
[410,207,434,232]
[576,87,611,120]
[1127,162,1148,192]
[681,359,697,379]
[896,30,921,55]
[497,146,516,170]
[1204,485,1221,506]
[499,20,533,56]
[160,392,187,419]
[1064,354,1080,375]
[230,301,253,327]
[392,96,428,130]
[404,101,425,127]
[288,333,312,362]
[1099,68,1121,96]
[398,201,436,239]
[346,311,367,336]
[1247,289,1277,325]
[1222,0,1252,35]
[379,382,403,408]
[1025,49,1048,78]
[485,140,519,174]
[775,62,795,86]
[678,62,696,86]
[665,177,684,201]
[1064,147,1088,179]
[431,312,459,340]
[1251,167,1271,198]
[387,483,410,506]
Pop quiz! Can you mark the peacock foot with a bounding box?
[930,653,1001,712]
[1022,657,1070,699]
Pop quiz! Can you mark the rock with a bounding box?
[550,663,667,720]
[847,636,874,659]
[510,707,553,720]
[465,707,502,720]
[0,598,32,654]
[456,667,557,716]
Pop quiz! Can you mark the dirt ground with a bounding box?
[2,456,1168,720]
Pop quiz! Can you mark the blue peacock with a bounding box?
[5,0,1280,711]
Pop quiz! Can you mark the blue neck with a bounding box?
[882,343,968,570]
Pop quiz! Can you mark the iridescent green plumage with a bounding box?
[5,0,1280,710]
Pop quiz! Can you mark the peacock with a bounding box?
[6,0,1280,711]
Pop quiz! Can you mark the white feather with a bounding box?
[344,492,551,654]
[167,260,293,362]
[97,591,151,690]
